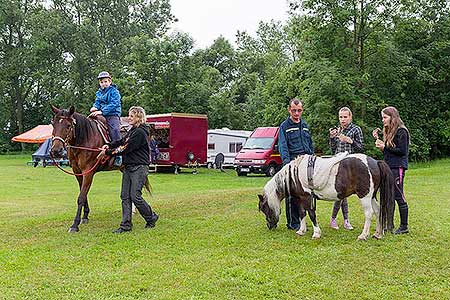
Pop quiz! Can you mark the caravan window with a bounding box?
[229,142,243,153]
[208,143,215,150]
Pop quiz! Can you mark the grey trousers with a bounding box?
[119,165,154,230]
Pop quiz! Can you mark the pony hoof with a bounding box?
[311,234,321,239]
[80,218,89,224]
[68,227,79,233]
[295,229,306,236]
[357,235,367,241]
[372,233,382,240]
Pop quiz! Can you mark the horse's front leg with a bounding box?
[296,204,307,236]
[357,196,373,241]
[69,173,94,233]
[306,207,321,239]
[75,176,90,225]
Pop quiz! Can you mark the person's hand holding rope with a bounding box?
[97,145,109,160]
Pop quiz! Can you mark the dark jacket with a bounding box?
[279,117,314,165]
[107,124,150,166]
[383,127,409,169]
[94,84,122,117]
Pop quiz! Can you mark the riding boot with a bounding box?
[395,202,409,234]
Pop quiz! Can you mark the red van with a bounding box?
[234,127,283,177]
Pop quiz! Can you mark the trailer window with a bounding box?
[154,128,170,148]
[229,142,243,153]
[208,143,215,150]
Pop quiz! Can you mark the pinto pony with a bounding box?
[50,105,150,233]
[258,153,395,240]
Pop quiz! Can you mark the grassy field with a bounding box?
[0,155,448,300]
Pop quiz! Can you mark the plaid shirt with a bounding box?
[330,123,364,154]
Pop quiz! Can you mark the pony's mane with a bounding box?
[70,111,96,145]
[263,156,307,216]
[263,165,288,216]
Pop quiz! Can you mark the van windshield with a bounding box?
[242,137,274,150]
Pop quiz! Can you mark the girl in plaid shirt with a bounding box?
[328,107,364,230]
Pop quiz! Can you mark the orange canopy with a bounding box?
[11,125,53,144]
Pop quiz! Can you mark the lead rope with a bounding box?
[50,135,109,177]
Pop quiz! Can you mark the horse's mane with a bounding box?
[71,112,97,145]
[264,165,288,215]
[264,156,307,215]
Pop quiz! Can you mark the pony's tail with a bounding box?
[377,161,395,232]
[144,174,152,196]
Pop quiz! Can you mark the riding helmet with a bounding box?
[97,71,112,79]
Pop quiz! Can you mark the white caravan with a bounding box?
[207,128,252,168]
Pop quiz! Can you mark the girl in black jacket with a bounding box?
[373,106,410,234]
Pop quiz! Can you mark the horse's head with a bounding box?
[50,105,76,158]
[258,194,279,230]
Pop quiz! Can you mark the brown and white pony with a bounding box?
[258,153,396,240]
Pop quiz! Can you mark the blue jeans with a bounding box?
[105,115,121,142]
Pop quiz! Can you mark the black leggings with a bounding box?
[391,167,407,205]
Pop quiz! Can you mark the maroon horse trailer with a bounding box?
[146,113,208,173]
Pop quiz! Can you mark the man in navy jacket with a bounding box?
[278,98,314,230]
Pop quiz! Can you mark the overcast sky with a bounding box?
[169,0,290,49]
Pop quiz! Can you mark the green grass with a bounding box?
[0,155,449,300]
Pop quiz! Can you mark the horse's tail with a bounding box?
[144,173,152,196]
[377,160,395,232]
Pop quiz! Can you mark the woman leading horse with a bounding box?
[50,105,151,233]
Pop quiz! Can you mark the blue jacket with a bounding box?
[94,84,121,117]
[279,117,314,165]
[383,127,409,169]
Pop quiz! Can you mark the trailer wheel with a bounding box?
[207,162,213,169]
[266,164,277,177]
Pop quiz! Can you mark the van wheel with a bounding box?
[266,165,277,177]
[237,170,247,177]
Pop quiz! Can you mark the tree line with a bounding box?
[1,0,449,160]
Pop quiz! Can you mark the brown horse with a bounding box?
[50,105,150,233]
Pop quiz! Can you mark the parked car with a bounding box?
[234,127,282,177]
[207,128,252,169]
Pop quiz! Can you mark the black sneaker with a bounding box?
[113,227,131,234]
[145,213,159,228]
[394,226,409,234]
[287,225,300,231]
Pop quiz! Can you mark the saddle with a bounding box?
[88,115,131,144]
[303,152,348,191]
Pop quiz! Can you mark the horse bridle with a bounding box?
[52,115,76,148]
